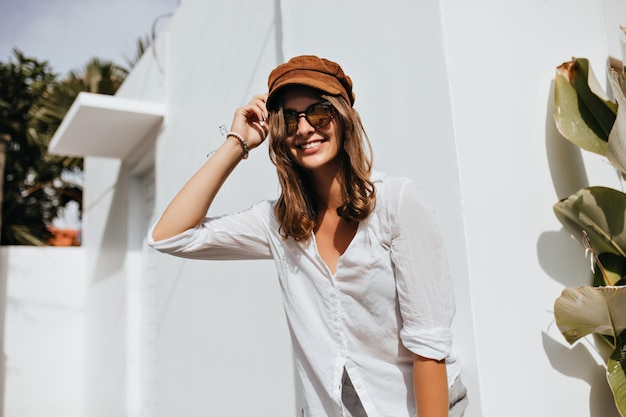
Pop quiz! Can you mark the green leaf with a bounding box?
[554,59,616,155]
[607,68,626,175]
[554,285,626,345]
[554,186,626,258]
[607,331,626,417]
[573,59,618,137]
[596,253,626,287]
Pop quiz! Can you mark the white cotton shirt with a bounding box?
[148,172,461,417]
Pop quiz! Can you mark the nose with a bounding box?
[296,113,314,135]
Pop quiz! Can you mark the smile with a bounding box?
[298,139,325,150]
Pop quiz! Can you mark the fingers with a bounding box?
[229,93,270,149]
[247,93,269,126]
[235,94,269,127]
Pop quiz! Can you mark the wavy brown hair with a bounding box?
[268,91,375,241]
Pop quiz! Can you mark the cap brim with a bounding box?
[267,72,344,110]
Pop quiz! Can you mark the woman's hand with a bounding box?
[229,93,270,150]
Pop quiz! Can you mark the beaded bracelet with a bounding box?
[226,131,249,159]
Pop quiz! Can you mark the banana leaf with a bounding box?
[573,59,618,136]
[595,253,626,287]
[555,285,626,345]
[554,186,626,258]
[607,68,626,175]
[555,286,626,417]
[607,331,626,417]
[554,58,616,155]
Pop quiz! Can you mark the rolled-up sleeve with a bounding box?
[389,180,455,360]
[147,201,273,261]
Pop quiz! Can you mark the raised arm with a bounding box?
[151,94,269,242]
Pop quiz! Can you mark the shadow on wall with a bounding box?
[539,80,591,288]
[541,332,620,417]
[92,166,128,283]
[538,80,622,417]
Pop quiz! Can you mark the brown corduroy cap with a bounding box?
[267,55,355,110]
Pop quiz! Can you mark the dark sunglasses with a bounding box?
[283,102,334,136]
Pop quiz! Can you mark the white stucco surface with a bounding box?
[440,1,626,416]
[30,0,626,416]
[1,246,85,417]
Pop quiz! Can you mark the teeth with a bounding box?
[301,141,322,149]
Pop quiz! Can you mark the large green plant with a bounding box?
[552,33,626,415]
[0,49,128,245]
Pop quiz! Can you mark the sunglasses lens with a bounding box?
[283,102,334,135]
[307,103,333,128]
[284,113,298,135]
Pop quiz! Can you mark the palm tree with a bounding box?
[0,50,127,245]
[123,33,153,71]
[0,50,60,245]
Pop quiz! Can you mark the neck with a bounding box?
[308,169,343,213]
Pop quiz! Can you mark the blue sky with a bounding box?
[0,0,179,76]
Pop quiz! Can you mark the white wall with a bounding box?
[440,0,626,416]
[1,246,85,417]
[152,1,297,416]
[77,0,626,416]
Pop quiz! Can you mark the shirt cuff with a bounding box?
[400,326,452,360]
[147,221,199,253]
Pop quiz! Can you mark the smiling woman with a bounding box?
[149,55,467,417]
[279,89,345,187]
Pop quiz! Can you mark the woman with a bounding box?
[149,55,467,417]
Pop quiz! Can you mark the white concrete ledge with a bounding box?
[48,92,165,159]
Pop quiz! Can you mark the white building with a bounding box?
[1,246,85,417]
[31,0,626,416]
